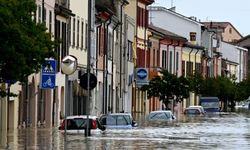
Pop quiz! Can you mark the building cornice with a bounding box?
[138,0,154,5]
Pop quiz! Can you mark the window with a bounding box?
[49,11,52,33]
[81,21,84,49]
[43,7,46,23]
[85,23,88,49]
[176,52,179,72]
[182,61,185,76]
[187,61,193,76]
[162,50,167,69]
[38,5,41,23]
[72,18,75,46]
[153,49,155,67]
[127,40,133,61]
[77,19,80,48]
[170,51,173,73]
[108,32,112,59]
[229,28,232,34]
[62,22,67,59]
[195,63,202,74]
[55,20,61,72]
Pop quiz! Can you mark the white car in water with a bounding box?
[148,110,176,122]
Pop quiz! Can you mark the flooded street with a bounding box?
[1,111,250,150]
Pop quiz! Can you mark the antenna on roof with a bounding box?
[171,0,174,8]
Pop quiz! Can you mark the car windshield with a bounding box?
[105,115,132,126]
[66,118,86,129]
[186,109,199,114]
[149,112,171,120]
[189,106,205,113]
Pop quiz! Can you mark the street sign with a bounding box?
[40,59,56,89]
[136,68,149,88]
[42,59,56,74]
[80,73,97,90]
[41,75,55,89]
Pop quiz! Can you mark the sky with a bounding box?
[153,0,250,36]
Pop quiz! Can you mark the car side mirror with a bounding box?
[132,120,138,127]
[172,115,176,120]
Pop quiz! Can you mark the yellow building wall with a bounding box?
[182,49,202,107]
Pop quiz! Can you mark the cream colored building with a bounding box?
[203,22,242,43]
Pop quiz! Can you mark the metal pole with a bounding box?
[85,0,92,137]
[64,75,68,143]
[105,19,112,114]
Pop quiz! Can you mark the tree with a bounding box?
[235,74,250,102]
[142,70,190,110]
[216,76,235,111]
[0,0,57,85]
[200,77,219,97]
[188,72,204,96]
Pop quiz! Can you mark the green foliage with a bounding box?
[235,74,250,101]
[0,0,57,83]
[187,72,204,95]
[142,69,190,108]
[200,77,219,97]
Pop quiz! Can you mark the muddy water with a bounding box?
[1,111,250,150]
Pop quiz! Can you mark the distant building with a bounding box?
[203,22,243,43]
[237,35,250,75]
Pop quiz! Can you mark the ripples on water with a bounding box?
[1,112,250,150]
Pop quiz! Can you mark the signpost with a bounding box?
[41,59,56,89]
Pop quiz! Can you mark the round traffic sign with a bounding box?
[80,73,97,90]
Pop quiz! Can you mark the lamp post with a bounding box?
[61,55,78,141]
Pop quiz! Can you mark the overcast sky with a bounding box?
[153,0,250,36]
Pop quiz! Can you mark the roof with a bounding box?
[237,34,250,43]
[138,0,155,5]
[203,22,229,29]
[183,42,205,50]
[202,21,243,38]
[149,6,204,26]
[148,24,187,42]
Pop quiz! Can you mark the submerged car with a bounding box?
[148,110,176,122]
[58,115,100,134]
[98,113,137,129]
[188,105,206,114]
[184,107,204,116]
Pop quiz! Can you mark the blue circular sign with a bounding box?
[137,69,147,79]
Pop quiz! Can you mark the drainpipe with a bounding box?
[173,45,176,75]
[95,23,102,76]
[188,48,194,75]
[111,22,120,113]
[239,48,242,81]
[166,40,173,71]
[210,32,216,77]
[194,49,199,105]
[120,2,125,112]
[194,49,199,73]
[103,18,111,114]
[105,18,111,114]
[95,23,102,114]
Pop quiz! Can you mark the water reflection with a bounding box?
[0,111,250,150]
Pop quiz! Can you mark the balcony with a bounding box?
[55,0,74,18]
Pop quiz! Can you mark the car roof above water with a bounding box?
[149,110,173,113]
[66,115,97,119]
